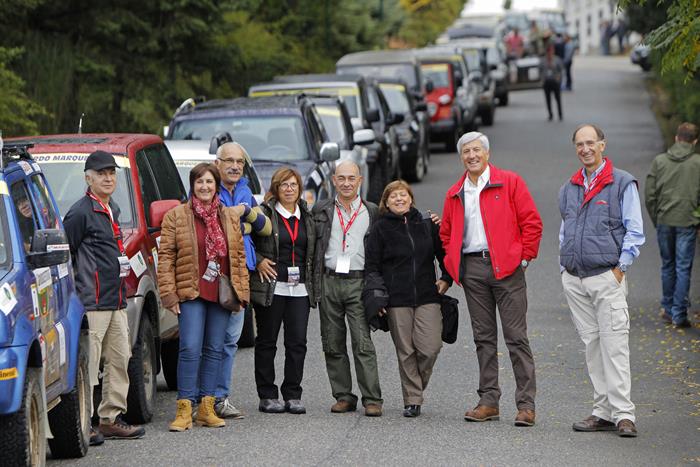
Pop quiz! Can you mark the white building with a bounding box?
[559,0,627,54]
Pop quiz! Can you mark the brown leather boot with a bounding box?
[331,400,357,413]
[99,415,145,439]
[464,405,499,422]
[364,403,383,417]
[617,419,638,437]
[514,409,536,427]
[169,399,193,432]
[195,396,225,428]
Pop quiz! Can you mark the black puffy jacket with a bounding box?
[364,207,450,308]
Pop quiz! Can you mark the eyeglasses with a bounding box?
[217,157,245,166]
[574,140,602,149]
[280,182,299,190]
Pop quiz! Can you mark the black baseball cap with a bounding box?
[84,150,118,172]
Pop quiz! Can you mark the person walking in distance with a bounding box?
[560,124,645,437]
[63,151,146,444]
[542,44,564,121]
[645,122,700,328]
[439,132,543,427]
[313,160,383,417]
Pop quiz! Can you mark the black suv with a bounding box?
[166,95,340,208]
[248,74,399,202]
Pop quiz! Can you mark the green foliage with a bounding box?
[0,47,48,135]
[397,0,466,47]
[652,50,700,125]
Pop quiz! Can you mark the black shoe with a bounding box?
[403,405,421,417]
[258,398,285,413]
[673,320,691,329]
[89,427,104,446]
[285,399,306,414]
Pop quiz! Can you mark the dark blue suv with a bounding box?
[0,144,90,465]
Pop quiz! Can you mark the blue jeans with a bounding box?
[177,298,230,402]
[657,225,697,324]
[212,306,246,399]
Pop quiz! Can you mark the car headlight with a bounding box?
[303,189,316,208]
[438,94,452,105]
[427,102,438,117]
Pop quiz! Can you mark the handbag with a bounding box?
[440,295,459,344]
[218,274,241,312]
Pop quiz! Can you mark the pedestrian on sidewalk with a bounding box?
[644,122,700,328]
[158,163,249,432]
[562,34,576,91]
[63,151,146,444]
[439,132,543,427]
[211,142,271,419]
[365,180,451,418]
[313,161,383,417]
[541,44,564,121]
[559,124,645,438]
[252,168,316,415]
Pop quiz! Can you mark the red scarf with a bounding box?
[191,195,227,261]
[570,157,614,206]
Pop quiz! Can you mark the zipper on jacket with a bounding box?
[405,215,418,305]
[94,271,100,305]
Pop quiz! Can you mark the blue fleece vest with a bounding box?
[559,168,636,278]
[219,177,257,271]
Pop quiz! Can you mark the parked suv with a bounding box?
[0,143,90,465]
[167,95,340,208]
[7,133,186,424]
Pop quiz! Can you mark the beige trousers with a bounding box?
[387,303,442,405]
[561,270,635,424]
[87,309,131,424]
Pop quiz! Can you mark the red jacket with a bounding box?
[440,164,543,282]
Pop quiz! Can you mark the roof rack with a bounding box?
[1,142,34,170]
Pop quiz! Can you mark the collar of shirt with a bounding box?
[581,159,606,190]
[463,165,491,191]
[275,202,301,220]
[334,194,362,214]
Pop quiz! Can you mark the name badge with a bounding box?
[202,260,219,282]
[335,254,351,274]
[118,256,131,278]
[287,266,300,286]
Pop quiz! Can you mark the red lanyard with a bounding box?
[336,201,363,252]
[87,191,125,255]
[280,215,299,266]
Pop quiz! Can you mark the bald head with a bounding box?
[215,142,247,189]
[335,160,360,176]
[333,160,362,204]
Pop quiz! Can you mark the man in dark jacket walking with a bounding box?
[63,151,145,443]
[645,122,700,328]
[312,160,383,417]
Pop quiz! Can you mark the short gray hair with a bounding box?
[216,141,250,163]
[456,132,490,154]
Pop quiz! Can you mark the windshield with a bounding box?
[421,63,451,88]
[315,106,348,148]
[0,200,9,271]
[379,83,411,114]
[170,116,310,162]
[249,87,360,119]
[462,50,481,72]
[338,64,417,88]
[33,154,134,227]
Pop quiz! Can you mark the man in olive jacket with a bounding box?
[312,161,383,417]
[645,122,700,328]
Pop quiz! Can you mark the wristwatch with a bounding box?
[521,259,529,269]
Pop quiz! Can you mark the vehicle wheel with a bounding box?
[0,368,46,467]
[237,305,255,348]
[481,104,495,126]
[367,162,384,203]
[160,338,178,391]
[48,332,90,459]
[124,315,156,424]
[641,62,651,72]
[401,151,425,183]
[498,92,509,106]
[444,123,460,153]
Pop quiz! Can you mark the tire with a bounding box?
[124,316,156,424]
[401,151,426,183]
[48,332,90,459]
[0,368,46,467]
[367,161,384,203]
[498,92,509,106]
[480,104,495,126]
[444,123,460,153]
[160,338,178,391]
[237,305,255,348]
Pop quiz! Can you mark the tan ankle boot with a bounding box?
[195,396,225,428]
[169,399,193,432]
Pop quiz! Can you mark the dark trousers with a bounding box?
[543,80,562,119]
[564,61,572,89]
[461,255,536,410]
[254,295,310,400]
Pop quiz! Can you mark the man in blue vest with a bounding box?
[212,142,271,418]
[559,124,645,438]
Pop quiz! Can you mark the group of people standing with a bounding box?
[63,121,698,446]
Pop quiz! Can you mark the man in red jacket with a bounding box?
[440,132,543,427]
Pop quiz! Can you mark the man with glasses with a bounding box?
[559,124,645,437]
[212,142,271,419]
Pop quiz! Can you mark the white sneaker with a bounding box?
[214,398,245,419]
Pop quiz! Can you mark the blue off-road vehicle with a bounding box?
[0,143,90,466]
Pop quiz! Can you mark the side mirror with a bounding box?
[389,112,405,125]
[454,71,464,87]
[209,132,234,155]
[27,229,70,269]
[414,102,428,112]
[353,129,376,145]
[366,108,380,123]
[424,79,434,93]
[163,126,170,138]
[320,142,340,162]
[149,199,182,232]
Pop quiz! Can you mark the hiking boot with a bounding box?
[331,400,357,413]
[464,405,499,422]
[364,403,382,417]
[89,427,104,446]
[195,396,225,428]
[99,416,146,439]
[169,399,193,432]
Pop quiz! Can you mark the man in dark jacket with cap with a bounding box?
[645,122,700,328]
[63,150,145,443]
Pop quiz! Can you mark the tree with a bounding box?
[0,47,47,135]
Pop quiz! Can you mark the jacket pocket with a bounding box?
[610,301,629,332]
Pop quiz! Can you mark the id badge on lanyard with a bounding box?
[202,260,220,282]
[281,215,301,286]
[118,256,131,278]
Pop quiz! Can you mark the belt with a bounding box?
[324,268,364,279]
[464,250,490,258]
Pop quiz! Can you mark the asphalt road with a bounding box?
[49,56,699,466]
